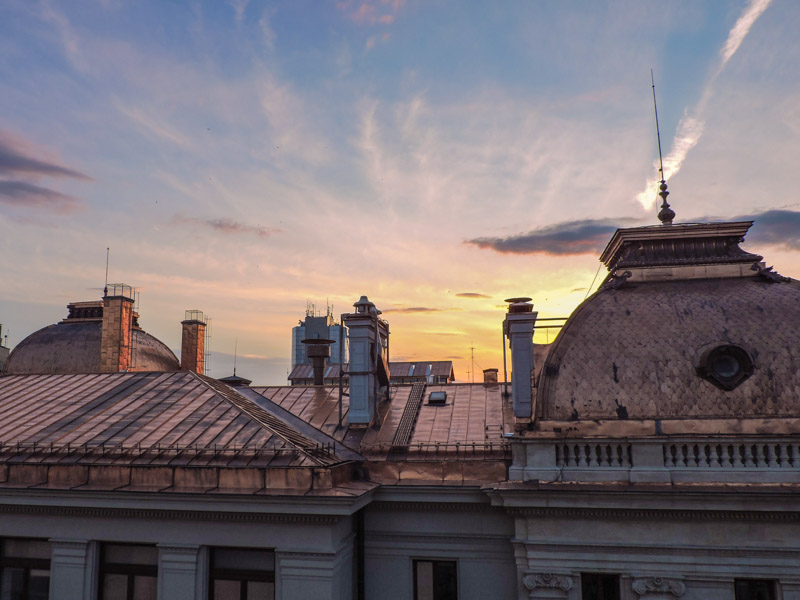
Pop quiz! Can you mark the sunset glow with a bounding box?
[2,1,799,384]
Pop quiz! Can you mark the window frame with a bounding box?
[412,558,458,600]
[734,578,777,600]
[0,537,51,600]
[208,547,275,600]
[98,542,158,600]
[580,572,621,600]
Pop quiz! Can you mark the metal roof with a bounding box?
[0,371,342,468]
[287,361,454,382]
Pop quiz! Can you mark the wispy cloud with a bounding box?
[0,181,83,213]
[171,215,282,239]
[0,131,92,180]
[227,0,250,25]
[721,0,772,66]
[116,104,191,147]
[637,0,772,209]
[466,218,638,256]
[455,292,490,299]
[337,0,405,25]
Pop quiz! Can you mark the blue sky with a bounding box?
[1,0,798,383]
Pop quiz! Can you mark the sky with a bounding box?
[1,0,799,384]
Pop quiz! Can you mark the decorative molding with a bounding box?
[512,540,800,561]
[523,572,573,592]
[632,577,685,597]
[369,501,494,512]
[0,502,340,524]
[506,506,800,523]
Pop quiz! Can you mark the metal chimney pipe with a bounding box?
[302,338,334,385]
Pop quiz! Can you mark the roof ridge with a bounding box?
[196,374,341,466]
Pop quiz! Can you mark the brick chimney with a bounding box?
[181,310,207,375]
[503,298,537,419]
[483,368,498,383]
[342,296,390,425]
[100,285,135,373]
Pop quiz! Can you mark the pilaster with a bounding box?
[157,544,203,600]
[49,539,97,600]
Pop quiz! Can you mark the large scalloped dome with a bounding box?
[538,275,800,421]
[2,321,179,375]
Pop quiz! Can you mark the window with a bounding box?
[0,538,50,600]
[697,344,754,390]
[209,548,274,600]
[735,579,776,600]
[99,543,158,600]
[581,573,620,600]
[413,560,457,600]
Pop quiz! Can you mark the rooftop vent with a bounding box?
[428,391,447,405]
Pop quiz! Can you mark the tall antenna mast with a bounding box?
[233,338,238,376]
[104,247,110,296]
[651,70,675,225]
[469,342,476,384]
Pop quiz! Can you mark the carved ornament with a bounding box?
[632,577,685,597]
[522,573,573,592]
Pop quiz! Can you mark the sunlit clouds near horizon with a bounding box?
[1,0,799,384]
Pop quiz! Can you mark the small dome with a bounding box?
[2,321,179,375]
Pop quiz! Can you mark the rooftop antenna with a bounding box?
[233,338,238,376]
[651,69,675,225]
[103,247,110,296]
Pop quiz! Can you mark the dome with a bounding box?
[2,305,180,375]
[537,221,800,421]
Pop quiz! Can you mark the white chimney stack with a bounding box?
[342,296,390,425]
[503,298,537,419]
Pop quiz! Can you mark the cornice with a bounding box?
[506,506,800,522]
[369,500,495,512]
[0,502,340,524]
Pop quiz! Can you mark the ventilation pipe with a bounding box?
[503,297,537,419]
[483,368,499,383]
[342,296,390,424]
[302,337,334,385]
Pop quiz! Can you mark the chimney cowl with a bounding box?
[505,296,533,313]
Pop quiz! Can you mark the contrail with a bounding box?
[637,0,772,210]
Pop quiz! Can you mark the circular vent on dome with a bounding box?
[697,344,754,391]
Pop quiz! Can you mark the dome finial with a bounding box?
[657,179,674,225]
[651,70,675,225]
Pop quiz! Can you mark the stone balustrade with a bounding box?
[509,436,800,483]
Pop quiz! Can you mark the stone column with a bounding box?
[49,539,97,600]
[157,544,203,600]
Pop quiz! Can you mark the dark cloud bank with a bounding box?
[466,210,800,256]
[0,130,91,214]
